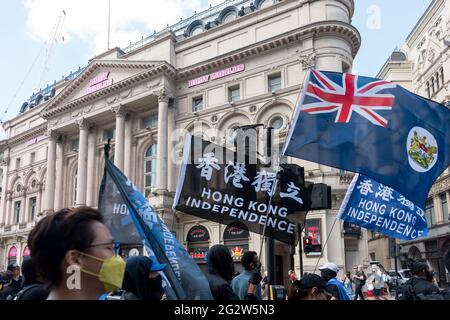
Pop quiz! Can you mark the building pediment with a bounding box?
[41,60,176,119]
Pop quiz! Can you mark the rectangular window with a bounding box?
[30,152,36,164]
[268,74,282,92]
[143,114,158,129]
[192,96,203,113]
[29,197,37,221]
[106,128,116,141]
[425,200,435,227]
[16,158,21,169]
[441,194,449,223]
[14,201,21,224]
[72,139,79,152]
[228,85,240,102]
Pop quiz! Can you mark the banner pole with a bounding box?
[313,214,339,273]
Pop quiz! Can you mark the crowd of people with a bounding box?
[1,206,450,301]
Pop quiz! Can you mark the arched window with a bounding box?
[440,67,445,87]
[431,77,435,94]
[436,72,440,89]
[258,0,272,9]
[222,11,237,23]
[427,82,431,98]
[144,145,158,197]
[191,26,203,36]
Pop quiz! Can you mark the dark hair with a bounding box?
[241,251,257,271]
[21,256,39,286]
[27,207,103,287]
[287,281,309,300]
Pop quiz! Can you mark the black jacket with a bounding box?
[205,245,239,301]
[408,277,441,296]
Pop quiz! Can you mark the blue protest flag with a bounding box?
[338,173,429,240]
[99,157,213,300]
[284,69,450,209]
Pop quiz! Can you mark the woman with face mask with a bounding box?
[121,256,166,300]
[28,207,126,300]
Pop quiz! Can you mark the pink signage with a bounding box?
[8,246,17,258]
[188,64,245,88]
[27,134,48,146]
[23,246,30,257]
[86,72,113,95]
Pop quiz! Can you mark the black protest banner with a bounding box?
[173,134,313,244]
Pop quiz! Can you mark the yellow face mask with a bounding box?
[77,251,126,292]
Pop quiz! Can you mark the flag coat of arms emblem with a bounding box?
[284,69,450,209]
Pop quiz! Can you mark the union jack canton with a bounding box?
[301,69,397,127]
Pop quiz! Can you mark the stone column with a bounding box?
[44,130,58,213]
[6,193,12,225]
[20,192,27,223]
[113,105,125,171]
[86,127,97,207]
[54,136,65,210]
[433,195,444,224]
[156,91,169,194]
[0,150,10,225]
[76,118,89,207]
[167,103,176,193]
[124,113,133,178]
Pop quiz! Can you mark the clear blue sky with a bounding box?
[0,0,433,139]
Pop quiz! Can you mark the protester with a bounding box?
[370,265,386,300]
[7,263,24,295]
[121,256,166,300]
[28,207,126,300]
[342,271,354,300]
[352,265,366,300]
[382,270,392,297]
[319,262,351,300]
[287,274,333,300]
[288,270,298,284]
[13,256,49,300]
[399,260,442,300]
[205,245,261,300]
[231,251,262,300]
[0,271,14,300]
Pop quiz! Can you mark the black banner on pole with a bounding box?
[173,134,313,244]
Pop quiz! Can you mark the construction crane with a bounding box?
[0,10,66,124]
[36,9,67,92]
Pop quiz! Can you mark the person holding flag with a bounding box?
[98,144,213,300]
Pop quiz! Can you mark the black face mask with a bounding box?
[148,275,164,300]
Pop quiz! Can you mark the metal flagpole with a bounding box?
[107,0,111,50]
[313,215,339,273]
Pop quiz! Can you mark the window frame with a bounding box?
[228,84,241,103]
[268,73,282,92]
[192,96,204,113]
[144,144,158,197]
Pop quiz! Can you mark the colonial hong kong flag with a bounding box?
[283,69,450,209]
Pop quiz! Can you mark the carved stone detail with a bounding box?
[299,52,316,70]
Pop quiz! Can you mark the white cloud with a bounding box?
[24,0,220,55]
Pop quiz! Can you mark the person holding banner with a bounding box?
[120,256,166,300]
[231,251,262,300]
[28,207,126,300]
[206,245,261,301]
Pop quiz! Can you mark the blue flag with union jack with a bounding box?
[284,69,450,209]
